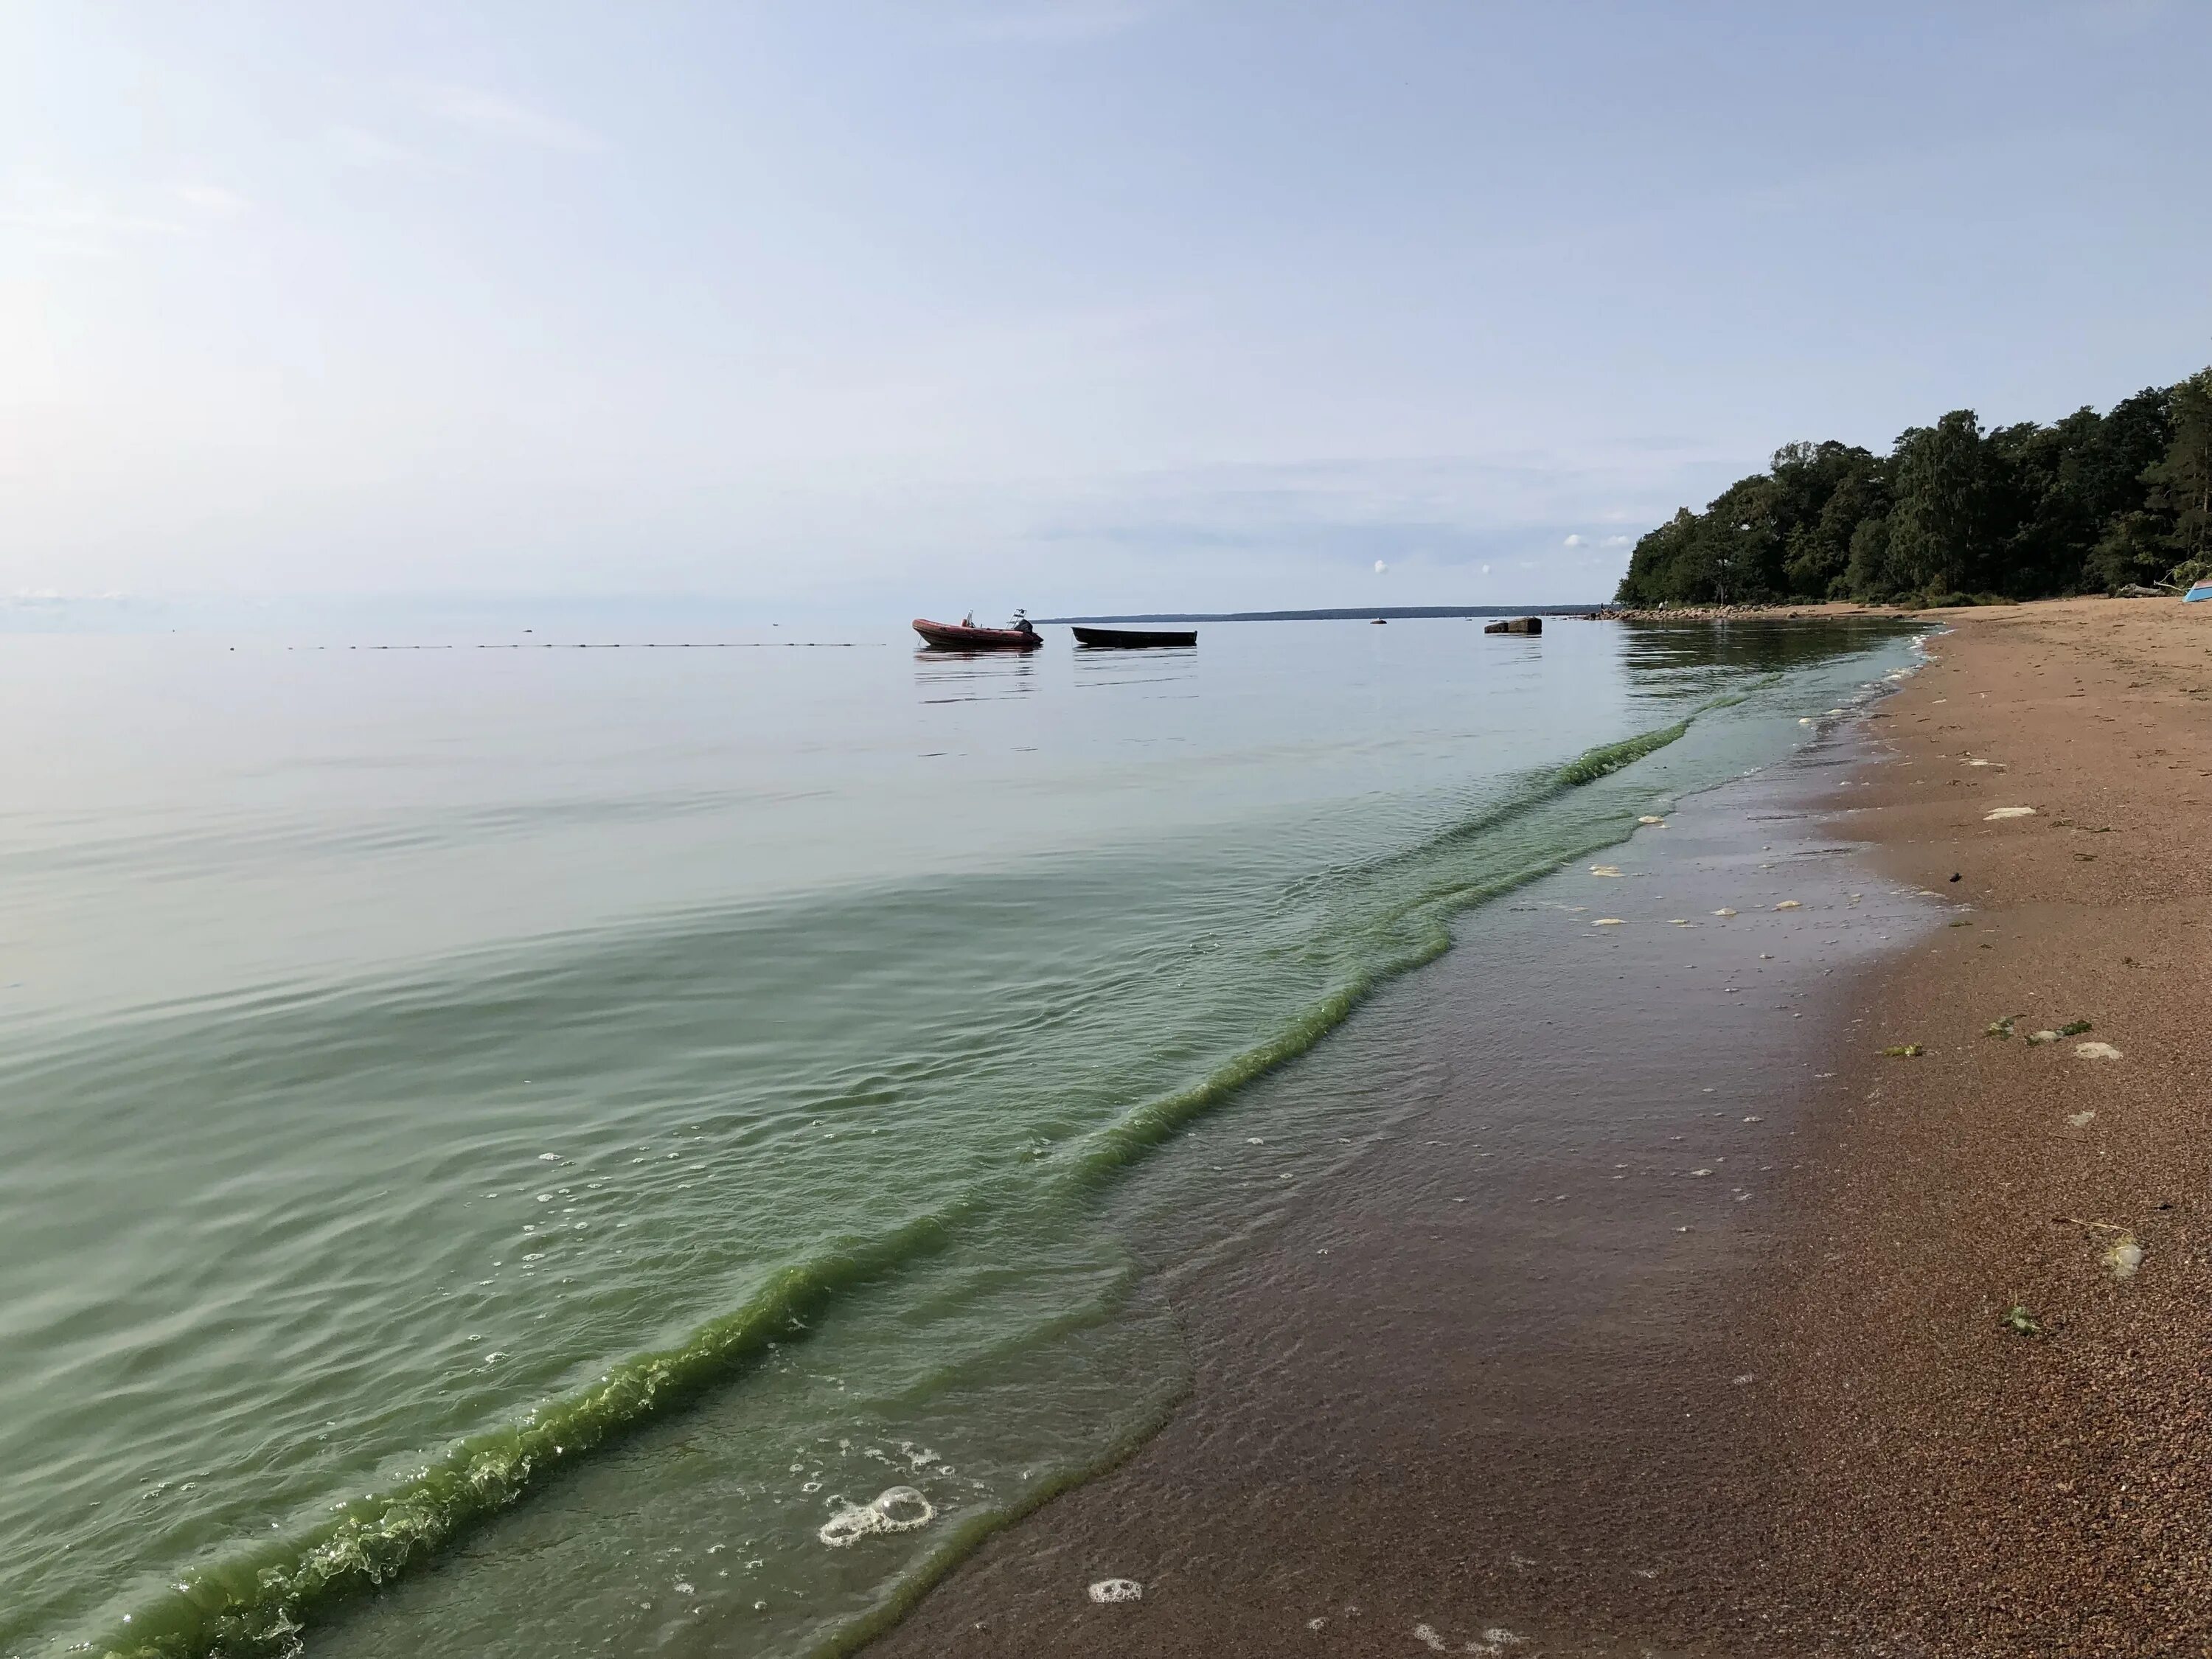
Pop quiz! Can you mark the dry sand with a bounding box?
[1755,596,2212,1655]
[861,597,2212,1658]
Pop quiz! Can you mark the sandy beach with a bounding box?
[1753,596,2212,1655]
[863,596,2212,1658]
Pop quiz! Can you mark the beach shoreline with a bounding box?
[858,596,2212,1657]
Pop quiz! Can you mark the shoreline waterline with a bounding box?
[865,708,1944,1656]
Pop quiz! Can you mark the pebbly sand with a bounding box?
[859,597,2212,1658]
[1751,596,2212,1656]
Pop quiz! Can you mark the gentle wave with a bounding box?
[103,1214,963,1659]
[94,711,1708,1659]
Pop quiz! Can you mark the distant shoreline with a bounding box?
[1035,600,1933,625]
[1033,605,1605,624]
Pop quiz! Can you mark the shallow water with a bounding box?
[0,615,1918,1658]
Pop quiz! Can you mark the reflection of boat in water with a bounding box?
[1071,625,1197,649]
[913,614,1042,651]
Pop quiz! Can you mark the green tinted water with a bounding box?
[0,617,1919,1658]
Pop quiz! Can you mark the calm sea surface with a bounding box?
[0,616,1919,1659]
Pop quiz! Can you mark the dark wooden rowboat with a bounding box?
[914,618,1043,651]
[1071,625,1197,649]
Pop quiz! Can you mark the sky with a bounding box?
[3,1,2210,619]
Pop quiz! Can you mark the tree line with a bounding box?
[1613,366,2212,607]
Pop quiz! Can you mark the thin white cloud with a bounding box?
[420,84,603,153]
[1562,532,1583,546]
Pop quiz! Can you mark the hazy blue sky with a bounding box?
[4,1,2209,615]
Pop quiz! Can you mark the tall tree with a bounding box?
[1883,411,1999,596]
[2146,369,2212,580]
[1771,441,1883,598]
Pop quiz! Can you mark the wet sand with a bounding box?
[860,597,2212,1658]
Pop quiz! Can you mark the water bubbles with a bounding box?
[818,1486,935,1547]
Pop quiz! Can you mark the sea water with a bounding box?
[0,614,1919,1659]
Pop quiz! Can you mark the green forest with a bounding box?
[1613,366,2212,608]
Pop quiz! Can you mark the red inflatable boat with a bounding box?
[912,616,1043,651]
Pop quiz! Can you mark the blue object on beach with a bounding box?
[2188,581,2212,603]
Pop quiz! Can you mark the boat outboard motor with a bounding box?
[1012,610,1037,639]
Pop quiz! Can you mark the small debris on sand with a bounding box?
[1088,1579,1142,1605]
[2075,1041,2123,1060]
[1983,806,2037,821]
[2102,1236,2145,1279]
[1880,1044,1925,1057]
